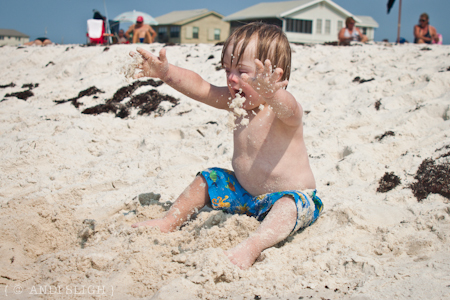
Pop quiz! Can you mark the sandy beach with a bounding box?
[0,42,449,299]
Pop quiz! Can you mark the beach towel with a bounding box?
[87,19,104,39]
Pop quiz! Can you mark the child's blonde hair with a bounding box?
[221,22,292,82]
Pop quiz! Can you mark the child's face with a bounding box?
[222,39,265,110]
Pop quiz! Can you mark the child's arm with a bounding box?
[131,47,231,110]
[242,59,302,127]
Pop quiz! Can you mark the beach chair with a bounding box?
[86,19,106,45]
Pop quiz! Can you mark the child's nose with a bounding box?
[227,72,239,83]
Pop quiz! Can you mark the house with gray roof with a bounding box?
[224,0,378,44]
[154,9,230,44]
[0,29,30,46]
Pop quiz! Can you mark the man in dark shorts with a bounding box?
[125,16,156,44]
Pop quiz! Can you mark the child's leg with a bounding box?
[225,197,297,269]
[131,175,209,232]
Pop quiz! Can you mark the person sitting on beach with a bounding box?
[24,37,52,46]
[129,22,323,270]
[125,16,156,44]
[414,13,440,44]
[117,29,129,44]
[338,17,368,45]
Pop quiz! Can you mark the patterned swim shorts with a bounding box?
[199,167,323,233]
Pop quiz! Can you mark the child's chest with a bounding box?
[233,109,287,153]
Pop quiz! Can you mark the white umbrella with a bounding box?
[113,10,158,25]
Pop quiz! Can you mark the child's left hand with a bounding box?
[242,59,288,99]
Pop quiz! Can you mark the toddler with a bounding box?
[130,22,323,269]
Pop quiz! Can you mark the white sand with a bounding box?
[0,42,449,299]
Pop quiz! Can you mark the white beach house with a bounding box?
[223,0,379,44]
[0,29,30,46]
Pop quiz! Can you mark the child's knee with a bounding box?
[273,196,297,218]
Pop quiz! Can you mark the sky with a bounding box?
[1,0,449,45]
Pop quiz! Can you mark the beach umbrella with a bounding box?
[113,10,158,25]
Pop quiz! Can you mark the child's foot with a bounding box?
[131,218,174,233]
[225,240,261,270]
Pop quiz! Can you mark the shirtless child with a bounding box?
[130,22,323,269]
[125,16,157,44]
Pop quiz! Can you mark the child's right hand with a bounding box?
[129,47,169,80]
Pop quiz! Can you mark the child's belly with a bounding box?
[231,152,316,196]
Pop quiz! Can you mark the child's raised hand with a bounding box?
[129,47,169,80]
[242,59,288,99]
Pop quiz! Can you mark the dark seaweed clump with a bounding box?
[410,158,450,201]
[375,131,395,141]
[3,82,39,101]
[80,79,177,119]
[0,82,16,89]
[110,79,163,102]
[377,172,401,193]
[352,76,375,84]
[374,100,381,111]
[83,89,178,119]
[54,86,105,108]
[5,90,34,100]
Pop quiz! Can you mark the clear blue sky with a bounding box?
[1,0,448,44]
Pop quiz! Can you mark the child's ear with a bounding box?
[274,68,284,82]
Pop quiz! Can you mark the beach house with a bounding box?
[223,0,378,44]
[154,9,230,44]
[0,29,29,46]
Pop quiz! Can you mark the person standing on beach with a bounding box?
[125,16,157,44]
[414,13,440,44]
[129,22,323,270]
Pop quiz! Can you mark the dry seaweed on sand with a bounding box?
[54,86,105,108]
[5,90,34,101]
[0,82,16,89]
[410,158,450,201]
[375,131,395,141]
[374,100,381,111]
[4,82,39,101]
[108,79,163,103]
[377,172,401,193]
[353,76,375,84]
[82,89,179,119]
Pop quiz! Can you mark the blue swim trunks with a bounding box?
[200,167,324,234]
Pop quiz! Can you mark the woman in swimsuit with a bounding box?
[414,13,439,44]
[24,37,52,46]
[338,17,368,45]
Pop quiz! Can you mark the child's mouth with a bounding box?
[234,89,245,98]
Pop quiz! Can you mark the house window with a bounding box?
[316,19,322,34]
[158,27,168,41]
[360,27,367,35]
[214,29,221,40]
[337,21,343,31]
[193,27,199,39]
[285,18,312,34]
[325,20,331,34]
[0,36,4,40]
[170,26,180,38]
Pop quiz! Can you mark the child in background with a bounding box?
[130,22,323,269]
